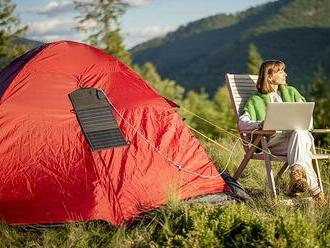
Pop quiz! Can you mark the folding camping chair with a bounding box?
[225,73,330,198]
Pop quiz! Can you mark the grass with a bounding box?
[1,137,330,247]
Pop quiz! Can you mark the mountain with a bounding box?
[0,38,43,69]
[131,0,330,95]
[16,38,43,48]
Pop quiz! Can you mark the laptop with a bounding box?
[263,102,314,131]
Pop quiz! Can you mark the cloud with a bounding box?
[23,0,152,17]
[27,33,84,43]
[26,17,98,36]
[121,0,153,7]
[24,1,74,17]
[25,19,83,42]
[25,18,174,48]
[124,25,175,48]
[125,25,174,38]
[27,19,75,35]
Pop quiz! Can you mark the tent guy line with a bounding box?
[108,87,328,178]
[186,124,232,152]
[180,107,330,155]
[104,89,239,179]
[186,124,242,174]
[180,106,290,160]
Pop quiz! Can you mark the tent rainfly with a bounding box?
[0,41,233,225]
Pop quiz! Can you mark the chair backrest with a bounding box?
[225,73,258,123]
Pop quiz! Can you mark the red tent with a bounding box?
[0,41,231,225]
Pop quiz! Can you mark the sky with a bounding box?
[13,0,272,48]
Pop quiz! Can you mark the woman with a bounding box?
[239,60,326,205]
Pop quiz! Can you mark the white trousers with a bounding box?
[267,130,320,195]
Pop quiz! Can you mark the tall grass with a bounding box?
[1,137,330,247]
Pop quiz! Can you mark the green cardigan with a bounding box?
[243,84,305,121]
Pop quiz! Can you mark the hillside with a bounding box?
[131,0,330,95]
[16,38,43,47]
[0,38,43,70]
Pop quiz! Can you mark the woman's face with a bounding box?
[270,68,287,85]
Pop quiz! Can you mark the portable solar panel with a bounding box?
[69,88,128,151]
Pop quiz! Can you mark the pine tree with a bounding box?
[182,89,219,137]
[213,86,236,131]
[247,43,263,74]
[0,0,27,69]
[74,0,131,65]
[309,65,330,145]
[135,62,184,103]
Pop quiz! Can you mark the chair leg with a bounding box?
[275,162,289,181]
[261,137,277,199]
[311,144,323,192]
[233,135,262,180]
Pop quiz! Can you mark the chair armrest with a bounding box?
[241,129,330,135]
[311,129,330,134]
[240,130,276,135]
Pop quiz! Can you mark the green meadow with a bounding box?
[1,136,329,248]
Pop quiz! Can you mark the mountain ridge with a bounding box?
[131,0,330,95]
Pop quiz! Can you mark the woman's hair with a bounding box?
[256,60,286,94]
